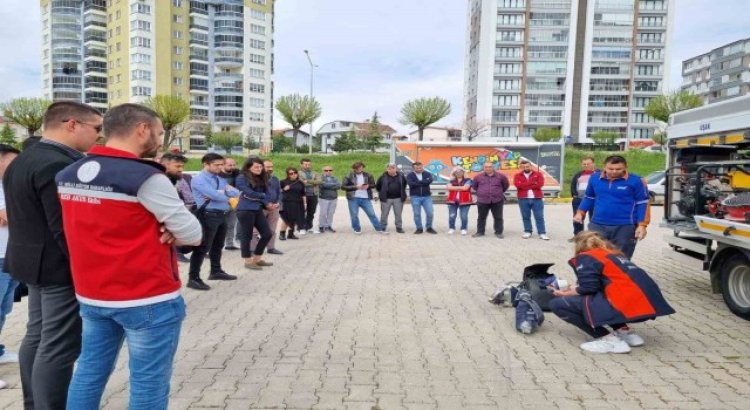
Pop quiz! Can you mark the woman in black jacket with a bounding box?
[279,167,306,240]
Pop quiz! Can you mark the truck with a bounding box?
[663,94,750,320]
[391,141,564,199]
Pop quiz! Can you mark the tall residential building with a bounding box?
[464,0,673,142]
[40,0,275,149]
[682,38,750,105]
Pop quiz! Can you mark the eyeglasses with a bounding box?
[288,171,297,175]
[63,119,103,133]
[323,169,333,172]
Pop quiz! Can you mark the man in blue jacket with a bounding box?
[406,162,436,234]
[574,155,649,258]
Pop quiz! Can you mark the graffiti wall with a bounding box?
[393,142,563,192]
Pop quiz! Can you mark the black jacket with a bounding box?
[375,172,407,202]
[406,171,434,197]
[570,169,599,198]
[3,142,81,286]
[341,171,376,200]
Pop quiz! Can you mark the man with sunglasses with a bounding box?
[574,155,650,259]
[3,101,102,409]
[318,166,341,233]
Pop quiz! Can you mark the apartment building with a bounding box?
[682,38,750,104]
[40,0,275,150]
[317,120,398,153]
[464,0,673,142]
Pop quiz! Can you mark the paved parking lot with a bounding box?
[0,202,749,409]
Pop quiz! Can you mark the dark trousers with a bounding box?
[550,296,625,339]
[304,195,318,230]
[20,284,82,410]
[238,209,273,257]
[572,197,594,235]
[476,201,504,234]
[589,222,637,259]
[189,211,228,279]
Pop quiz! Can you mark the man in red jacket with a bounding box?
[513,159,549,240]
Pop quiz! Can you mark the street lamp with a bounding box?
[304,49,317,155]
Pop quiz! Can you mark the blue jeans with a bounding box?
[411,196,434,230]
[518,198,546,234]
[67,296,186,410]
[0,258,19,357]
[347,197,382,232]
[448,204,470,230]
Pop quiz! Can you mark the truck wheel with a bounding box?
[720,255,750,320]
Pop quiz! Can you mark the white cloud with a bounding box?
[0,0,42,101]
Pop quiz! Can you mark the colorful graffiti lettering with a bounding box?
[450,149,522,173]
[424,160,448,181]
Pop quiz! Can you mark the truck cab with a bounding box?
[663,95,750,320]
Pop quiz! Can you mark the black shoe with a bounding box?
[279,231,287,241]
[267,248,284,255]
[288,231,299,240]
[187,278,210,290]
[472,233,485,237]
[495,233,504,239]
[208,271,238,280]
[327,227,336,233]
[177,254,190,263]
[414,229,424,234]
[224,246,239,251]
[426,228,438,234]
[396,228,405,233]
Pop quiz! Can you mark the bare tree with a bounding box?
[462,117,489,141]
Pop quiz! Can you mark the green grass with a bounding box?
[185,149,665,197]
[184,152,390,182]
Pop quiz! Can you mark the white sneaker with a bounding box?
[378,230,389,235]
[298,229,307,235]
[461,229,467,235]
[448,229,455,235]
[522,232,532,239]
[0,352,19,364]
[615,328,645,347]
[580,334,631,354]
[539,234,550,241]
[313,229,321,234]
[0,380,6,389]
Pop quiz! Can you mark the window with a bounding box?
[493,110,519,122]
[250,24,265,35]
[249,39,265,50]
[494,94,520,107]
[526,110,563,124]
[591,47,631,59]
[632,112,655,123]
[496,47,523,58]
[173,0,182,6]
[174,46,183,55]
[495,63,522,74]
[174,61,183,70]
[173,15,183,23]
[526,77,565,90]
[116,42,121,52]
[498,14,524,25]
[494,79,521,91]
[591,61,631,75]
[251,9,266,20]
[116,10,120,19]
[130,3,150,14]
[499,0,525,8]
[631,128,655,139]
[252,0,266,4]
[132,86,152,97]
[529,12,569,26]
[638,16,664,27]
[249,83,265,93]
[638,48,663,60]
[248,97,265,108]
[525,94,565,107]
[249,68,265,78]
[527,61,567,75]
[633,96,653,107]
[636,64,661,76]
[131,37,151,48]
[634,80,660,92]
[589,78,630,92]
[527,45,567,59]
[116,26,121,35]
[247,126,265,136]
[594,12,633,27]
[173,77,183,85]
[588,94,629,108]
[638,32,663,44]
[249,54,265,64]
[496,30,523,42]
[131,20,151,32]
[493,126,518,139]
[131,70,151,81]
[528,29,568,43]
[593,28,632,44]
[174,31,182,39]
[131,53,151,64]
[247,112,264,122]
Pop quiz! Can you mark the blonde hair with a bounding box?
[450,166,465,180]
[573,231,623,256]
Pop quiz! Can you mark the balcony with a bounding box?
[215,57,243,68]
[189,23,208,31]
[214,87,243,95]
[214,116,243,124]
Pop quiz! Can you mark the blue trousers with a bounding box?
[550,296,625,339]
[448,204,470,230]
[347,197,382,232]
[589,222,637,259]
[0,259,19,357]
[518,198,546,234]
[411,196,434,230]
[67,297,186,410]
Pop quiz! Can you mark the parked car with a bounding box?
[646,170,666,205]
[641,145,665,153]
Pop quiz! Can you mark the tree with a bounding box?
[362,112,384,152]
[400,97,451,141]
[463,117,489,141]
[0,123,16,145]
[652,131,667,147]
[271,133,292,153]
[645,90,703,123]
[332,131,360,153]
[211,131,242,154]
[532,128,561,142]
[143,95,191,151]
[275,94,322,147]
[1,97,51,138]
[590,130,620,144]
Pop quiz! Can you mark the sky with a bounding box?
[0,0,748,134]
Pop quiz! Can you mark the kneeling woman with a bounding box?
[550,231,674,354]
[236,157,274,270]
